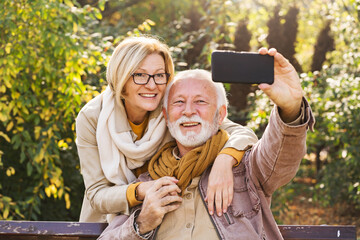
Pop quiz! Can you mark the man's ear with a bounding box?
[218,105,227,124]
[163,107,168,124]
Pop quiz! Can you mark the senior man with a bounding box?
[99,48,315,240]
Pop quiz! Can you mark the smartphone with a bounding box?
[211,50,274,84]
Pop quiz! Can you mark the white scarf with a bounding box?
[96,87,168,185]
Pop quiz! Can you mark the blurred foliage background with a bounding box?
[1,0,359,229]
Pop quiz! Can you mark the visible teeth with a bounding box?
[182,123,199,127]
[140,94,156,97]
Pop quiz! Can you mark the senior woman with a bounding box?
[75,36,258,223]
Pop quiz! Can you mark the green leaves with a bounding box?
[0,0,109,220]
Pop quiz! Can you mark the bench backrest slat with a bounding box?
[0,221,357,240]
[279,225,357,240]
[0,221,107,239]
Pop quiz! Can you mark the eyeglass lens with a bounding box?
[132,73,168,85]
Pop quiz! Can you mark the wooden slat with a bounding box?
[0,221,107,240]
[278,225,357,240]
[0,221,357,239]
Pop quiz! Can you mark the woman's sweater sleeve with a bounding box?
[219,118,258,151]
[76,100,131,219]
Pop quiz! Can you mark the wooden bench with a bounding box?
[0,221,357,239]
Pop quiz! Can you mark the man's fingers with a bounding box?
[152,177,178,191]
[259,47,288,68]
[156,184,181,198]
[273,51,290,68]
[258,83,271,91]
[169,191,178,196]
[160,195,182,207]
[268,48,277,56]
[258,47,268,55]
[163,202,182,213]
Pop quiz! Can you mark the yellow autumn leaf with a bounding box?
[73,22,78,33]
[47,128,53,138]
[22,106,29,115]
[146,19,156,26]
[34,126,41,140]
[5,43,11,54]
[4,78,12,88]
[49,184,57,195]
[6,167,15,176]
[34,148,45,163]
[64,0,74,7]
[11,92,20,99]
[58,139,64,148]
[0,113,7,122]
[58,188,64,198]
[0,131,10,142]
[16,117,24,124]
[6,121,14,132]
[45,186,51,197]
[3,207,9,219]
[52,177,61,188]
[48,91,53,101]
[65,193,71,209]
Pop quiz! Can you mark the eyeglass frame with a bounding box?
[131,73,170,85]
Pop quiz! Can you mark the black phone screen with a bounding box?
[211,51,274,84]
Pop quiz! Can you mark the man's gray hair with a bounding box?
[163,69,228,112]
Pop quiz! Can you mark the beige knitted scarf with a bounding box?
[148,129,229,194]
[96,86,171,185]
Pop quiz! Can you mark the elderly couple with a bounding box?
[75,36,314,239]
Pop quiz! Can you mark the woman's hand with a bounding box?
[136,181,155,201]
[258,48,303,122]
[136,177,178,201]
[206,154,236,216]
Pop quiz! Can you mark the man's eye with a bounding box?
[196,100,206,104]
[174,100,184,104]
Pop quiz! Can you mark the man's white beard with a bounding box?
[167,113,219,148]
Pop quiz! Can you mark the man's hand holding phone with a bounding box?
[258,47,303,123]
[211,48,303,123]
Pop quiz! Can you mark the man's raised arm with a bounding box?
[247,48,315,196]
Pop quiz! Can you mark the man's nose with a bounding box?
[183,102,196,116]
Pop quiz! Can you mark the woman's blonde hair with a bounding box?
[106,36,174,106]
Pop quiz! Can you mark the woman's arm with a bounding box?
[206,119,258,216]
[220,118,258,150]
[76,103,132,221]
